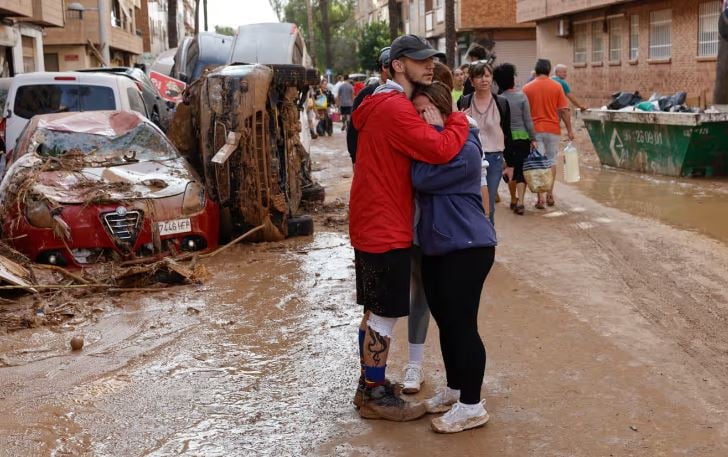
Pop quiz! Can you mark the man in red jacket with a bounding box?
[350,34,470,421]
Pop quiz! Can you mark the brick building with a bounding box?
[355,0,537,86]
[517,0,722,108]
[0,0,65,75]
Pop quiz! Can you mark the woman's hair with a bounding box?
[469,61,493,79]
[493,63,516,92]
[412,81,453,116]
[433,61,454,90]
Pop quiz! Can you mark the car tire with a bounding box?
[302,183,325,203]
[287,214,314,237]
[270,64,320,86]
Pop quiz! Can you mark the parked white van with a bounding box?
[1,72,149,156]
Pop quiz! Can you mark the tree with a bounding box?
[269,0,287,21]
[387,0,401,41]
[357,21,390,72]
[215,25,235,36]
[445,0,456,68]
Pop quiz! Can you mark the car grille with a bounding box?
[102,210,142,246]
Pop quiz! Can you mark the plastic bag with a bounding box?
[314,94,328,109]
[523,148,554,193]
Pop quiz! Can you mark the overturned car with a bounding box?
[0,111,219,267]
[168,23,323,241]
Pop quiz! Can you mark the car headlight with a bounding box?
[182,181,205,214]
[25,197,53,228]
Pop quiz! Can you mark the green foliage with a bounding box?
[214,25,235,36]
[357,21,390,72]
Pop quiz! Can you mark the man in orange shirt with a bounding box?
[522,58,574,208]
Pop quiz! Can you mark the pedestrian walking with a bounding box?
[452,65,466,108]
[410,81,497,433]
[314,78,335,136]
[522,59,575,208]
[552,64,587,112]
[349,34,470,422]
[462,43,492,97]
[346,47,390,164]
[493,63,538,215]
[336,75,354,131]
[304,85,318,139]
[457,62,512,224]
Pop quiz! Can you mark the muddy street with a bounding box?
[2,125,728,456]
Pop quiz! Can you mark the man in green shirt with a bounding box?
[552,64,587,111]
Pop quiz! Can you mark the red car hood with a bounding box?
[30,158,195,205]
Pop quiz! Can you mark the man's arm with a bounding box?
[567,92,587,111]
[389,103,469,165]
[558,108,575,141]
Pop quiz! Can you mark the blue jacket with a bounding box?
[412,127,497,256]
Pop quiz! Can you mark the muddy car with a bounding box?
[169,30,322,241]
[0,110,219,267]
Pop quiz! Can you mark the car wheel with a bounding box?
[270,64,319,86]
[287,214,314,237]
[302,183,325,203]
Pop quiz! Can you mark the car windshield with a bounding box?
[27,123,179,165]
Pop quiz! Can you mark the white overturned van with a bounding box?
[1,72,149,156]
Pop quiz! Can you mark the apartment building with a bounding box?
[43,0,144,71]
[355,0,537,87]
[517,0,722,108]
[0,0,65,76]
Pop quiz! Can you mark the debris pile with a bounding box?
[602,91,699,113]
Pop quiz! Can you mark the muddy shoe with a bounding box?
[425,386,460,413]
[431,401,490,434]
[354,377,402,409]
[359,385,426,421]
[401,363,424,394]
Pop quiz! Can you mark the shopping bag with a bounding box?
[330,108,341,122]
[523,148,554,193]
[314,94,328,109]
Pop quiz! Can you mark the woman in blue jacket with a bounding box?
[410,81,497,434]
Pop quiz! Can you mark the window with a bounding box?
[574,23,587,64]
[698,1,721,57]
[629,15,639,60]
[591,22,604,63]
[649,9,672,59]
[14,85,116,120]
[127,87,147,116]
[608,17,623,62]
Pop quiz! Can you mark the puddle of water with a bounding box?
[569,163,728,244]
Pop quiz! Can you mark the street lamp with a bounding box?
[67,1,111,67]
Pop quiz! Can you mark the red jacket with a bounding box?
[349,90,469,253]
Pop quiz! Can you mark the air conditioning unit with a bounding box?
[556,19,570,38]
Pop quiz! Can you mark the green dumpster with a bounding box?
[581,110,728,177]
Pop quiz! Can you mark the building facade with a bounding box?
[0,0,65,76]
[517,0,721,108]
[43,0,144,71]
[355,0,537,87]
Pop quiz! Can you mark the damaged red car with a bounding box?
[0,110,219,267]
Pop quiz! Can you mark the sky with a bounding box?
[204,0,279,29]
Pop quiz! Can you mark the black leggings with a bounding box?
[421,246,495,404]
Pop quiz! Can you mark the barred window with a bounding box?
[698,1,721,57]
[649,9,672,59]
[629,15,639,60]
[592,22,604,63]
[574,23,587,64]
[609,17,623,62]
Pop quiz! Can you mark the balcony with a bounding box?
[30,0,64,27]
[426,11,433,32]
[44,9,142,55]
[0,0,32,18]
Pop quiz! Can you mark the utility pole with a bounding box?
[98,0,111,66]
[445,0,456,68]
[203,0,208,32]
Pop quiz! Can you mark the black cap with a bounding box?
[378,47,391,68]
[390,34,445,61]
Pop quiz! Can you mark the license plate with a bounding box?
[158,218,191,236]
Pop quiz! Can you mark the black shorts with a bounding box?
[355,248,411,318]
[340,106,353,115]
[504,139,531,184]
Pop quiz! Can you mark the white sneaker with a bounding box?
[401,363,424,394]
[424,386,460,413]
[431,400,490,433]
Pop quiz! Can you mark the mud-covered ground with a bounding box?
[2,120,728,456]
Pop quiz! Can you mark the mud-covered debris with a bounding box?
[70,335,84,351]
[0,252,35,293]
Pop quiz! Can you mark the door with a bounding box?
[492,40,537,89]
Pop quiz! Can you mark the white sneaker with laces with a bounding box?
[401,363,424,394]
[431,400,490,433]
[424,386,460,413]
